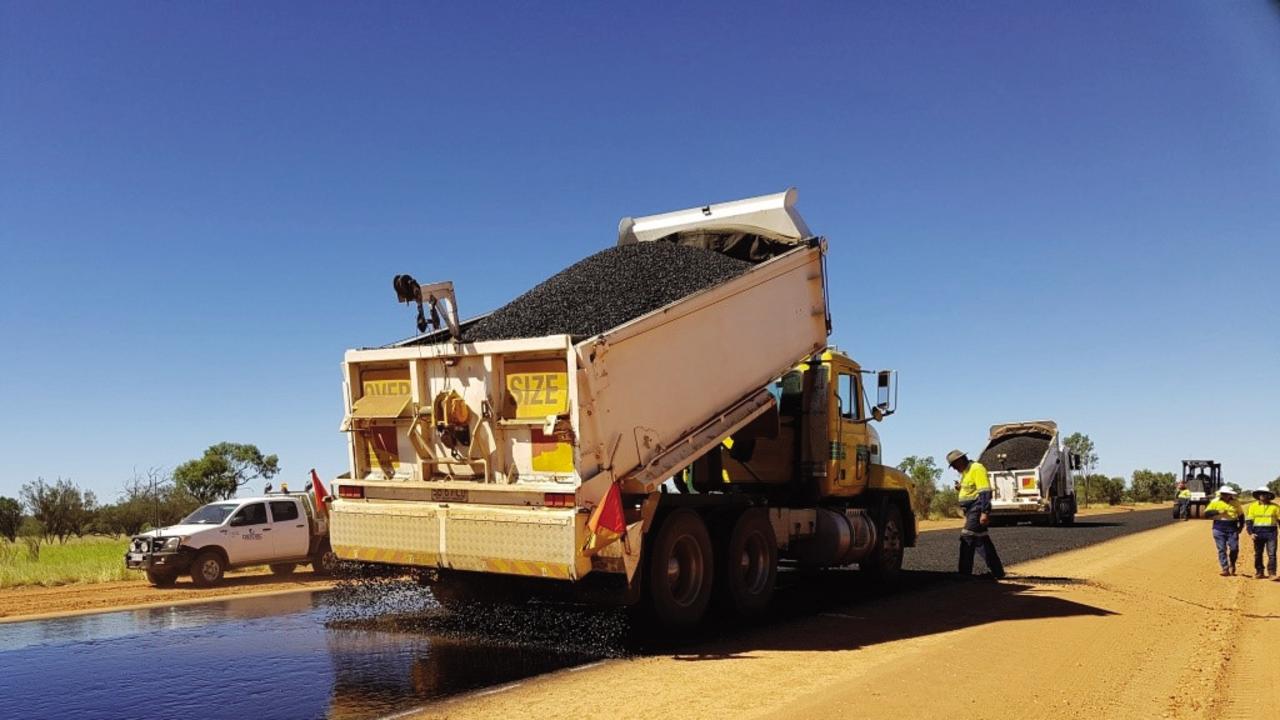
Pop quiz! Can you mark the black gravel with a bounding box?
[461,243,753,342]
[979,433,1052,471]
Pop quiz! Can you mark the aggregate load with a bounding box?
[461,242,753,343]
[979,434,1052,471]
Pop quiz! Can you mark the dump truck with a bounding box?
[1180,460,1223,518]
[979,420,1081,525]
[327,189,916,627]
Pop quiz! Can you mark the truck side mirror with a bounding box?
[874,370,897,418]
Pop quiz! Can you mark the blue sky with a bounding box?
[2,1,1277,502]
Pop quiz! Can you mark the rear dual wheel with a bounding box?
[646,509,715,629]
[716,509,777,619]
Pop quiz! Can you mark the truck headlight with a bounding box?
[162,537,182,551]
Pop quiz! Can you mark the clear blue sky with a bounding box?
[2,1,1278,502]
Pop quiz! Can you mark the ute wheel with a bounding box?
[310,542,339,576]
[860,503,905,583]
[646,509,714,629]
[269,563,297,577]
[190,550,225,588]
[717,509,777,619]
[146,569,178,588]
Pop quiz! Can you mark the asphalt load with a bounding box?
[461,243,752,342]
[978,434,1052,471]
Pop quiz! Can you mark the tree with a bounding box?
[1082,474,1124,505]
[1268,476,1280,496]
[1063,433,1098,468]
[0,497,21,542]
[1130,469,1176,503]
[20,478,94,544]
[1063,433,1098,507]
[95,468,201,536]
[897,455,942,518]
[173,442,280,503]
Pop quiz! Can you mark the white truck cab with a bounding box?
[126,491,334,587]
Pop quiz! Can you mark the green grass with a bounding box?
[0,536,131,588]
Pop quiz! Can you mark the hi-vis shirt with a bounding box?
[1204,498,1243,529]
[1246,502,1280,531]
[959,462,991,503]
[1177,489,1192,500]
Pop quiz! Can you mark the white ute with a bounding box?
[125,488,336,587]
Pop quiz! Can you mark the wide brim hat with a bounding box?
[945,449,967,467]
[1253,487,1276,500]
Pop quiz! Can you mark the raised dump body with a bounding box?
[329,189,915,627]
[979,420,1080,525]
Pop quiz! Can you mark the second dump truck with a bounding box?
[980,420,1082,525]
[327,190,916,627]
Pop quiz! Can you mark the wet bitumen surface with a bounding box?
[0,508,1174,720]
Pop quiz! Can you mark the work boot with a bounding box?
[1229,564,1237,575]
[1219,570,1230,577]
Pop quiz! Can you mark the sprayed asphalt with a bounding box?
[0,507,1174,720]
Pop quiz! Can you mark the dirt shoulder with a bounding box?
[416,514,1275,720]
[0,569,335,624]
[917,501,1169,532]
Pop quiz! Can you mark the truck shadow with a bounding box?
[641,569,1114,657]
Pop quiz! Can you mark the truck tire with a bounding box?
[269,563,297,577]
[146,569,178,588]
[860,503,905,583]
[646,509,714,629]
[190,550,225,587]
[717,509,777,619]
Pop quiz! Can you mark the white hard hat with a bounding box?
[1219,486,1238,496]
[1253,487,1277,500]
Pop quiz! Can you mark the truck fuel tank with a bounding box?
[789,508,877,567]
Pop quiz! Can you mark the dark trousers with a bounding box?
[1174,499,1189,519]
[959,534,1005,577]
[958,499,1004,577]
[1253,530,1278,576]
[1212,527,1239,571]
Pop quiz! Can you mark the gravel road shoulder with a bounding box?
[413,514,1276,720]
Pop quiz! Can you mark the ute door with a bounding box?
[268,500,310,560]
[225,502,272,564]
[834,367,870,495]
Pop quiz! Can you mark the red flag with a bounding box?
[311,469,329,515]
[583,481,626,554]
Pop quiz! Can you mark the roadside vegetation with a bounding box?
[0,441,280,589]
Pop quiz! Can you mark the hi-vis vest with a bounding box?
[1177,489,1192,500]
[1247,502,1279,529]
[959,462,991,502]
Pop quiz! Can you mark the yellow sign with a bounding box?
[506,361,569,419]
[358,370,410,472]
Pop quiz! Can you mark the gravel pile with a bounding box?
[461,243,752,342]
[979,434,1051,471]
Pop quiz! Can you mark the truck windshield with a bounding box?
[182,503,239,525]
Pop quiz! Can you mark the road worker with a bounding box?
[1174,482,1192,520]
[1245,487,1279,580]
[1203,486,1243,576]
[947,449,1005,580]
